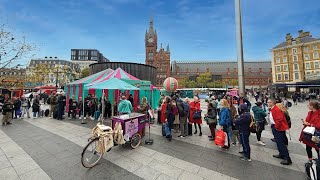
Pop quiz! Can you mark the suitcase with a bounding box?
[188,123,193,135]
[94,111,100,120]
[45,109,49,117]
[162,124,166,136]
[305,159,320,180]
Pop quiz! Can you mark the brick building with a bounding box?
[171,61,272,88]
[145,18,170,86]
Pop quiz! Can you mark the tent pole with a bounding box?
[81,85,87,124]
[101,92,105,125]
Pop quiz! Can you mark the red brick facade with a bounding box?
[145,18,170,87]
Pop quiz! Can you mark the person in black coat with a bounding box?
[57,93,66,120]
[235,104,251,161]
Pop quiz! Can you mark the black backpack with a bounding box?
[287,101,292,107]
[284,112,291,129]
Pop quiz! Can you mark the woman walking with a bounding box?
[252,102,267,146]
[299,101,320,160]
[189,95,202,136]
[219,99,232,149]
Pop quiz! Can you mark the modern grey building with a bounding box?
[71,49,109,62]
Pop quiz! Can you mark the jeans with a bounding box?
[33,112,38,118]
[209,123,216,138]
[271,124,290,160]
[256,130,262,141]
[21,107,29,118]
[240,132,250,159]
[232,130,240,144]
[179,116,188,136]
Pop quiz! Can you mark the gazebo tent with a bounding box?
[84,68,160,110]
[65,68,113,112]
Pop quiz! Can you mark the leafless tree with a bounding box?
[0,23,38,68]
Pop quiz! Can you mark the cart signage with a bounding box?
[125,118,139,137]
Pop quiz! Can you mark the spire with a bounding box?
[166,43,170,52]
[149,17,155,35]
[161,43,162,49]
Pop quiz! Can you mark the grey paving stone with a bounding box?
[148,159,183,179]
[0,166,20,180]
[168,158,200,174]
[127,151,154,165]
[0,159,12,170]
[135,165,162,180]
[14,160,40,176]
[178,171,204,180]
[19,168,51,180]
[156,174,176,180]
[152,152,173,163]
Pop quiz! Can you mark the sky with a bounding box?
[1,0,320,65]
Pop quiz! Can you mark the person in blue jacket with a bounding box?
[219,99,232,149]
[235,104,252,161]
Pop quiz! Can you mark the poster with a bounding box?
[125,118,139,137]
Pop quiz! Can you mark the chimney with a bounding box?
[303,31,311,37]
[286,33,293,45]
[49,57,52,58]
[298,30,304,38]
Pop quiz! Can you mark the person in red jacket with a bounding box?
[267,99,292,165]
[189,95,202,136]
[299,101,320,160]
[160,97,170,124]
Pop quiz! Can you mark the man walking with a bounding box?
[267,99,292,165]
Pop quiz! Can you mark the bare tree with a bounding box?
[0,23,38,68]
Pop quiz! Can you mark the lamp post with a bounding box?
[235,0,245,95]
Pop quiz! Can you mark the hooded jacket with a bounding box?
[252,106,267,122]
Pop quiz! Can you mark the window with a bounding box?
[148,52,154,60]
[313,45,318,50]
[304,54,310,60]
[292,48,297,54]
[293,63,299,70]
[283,65,288,71]
[303,47,309,52]
[276,51,280,56]
[306,72,311,75]
[315,61,319,69]
[313,52,319,59]
[276,66,281,72]
[305,62,311,69]
[276,58,280,63]
[282,50,286,55]
[292,40,296,45]
[284,74,289,80]
[294,72,299,80]
[293,55,298,62]
[283,57,287,63]
[277,74,281,81]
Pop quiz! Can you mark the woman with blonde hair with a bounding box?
[276,103,289,146]
[219,99,232,149]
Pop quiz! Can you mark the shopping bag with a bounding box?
[304,126,316,135]
[224,132,228,146]
[214,129,225,147]
[165,122,171,137]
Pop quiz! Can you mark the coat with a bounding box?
[189,101,202,124]
[219,107,231,127]
[160,102,167,124]
[252,106,267,122]
[299,110,320,149]
[270,105,289,131]
[235,112,251,134]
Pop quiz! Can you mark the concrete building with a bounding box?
[272,30,320,92]
[27,57,80,87]
[71,49,109,62]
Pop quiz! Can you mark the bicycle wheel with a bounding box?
[81,137,103,168]
[130,133,141,149]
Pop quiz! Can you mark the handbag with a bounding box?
[249,116,257,133]
[193,110,201,119]
[303,126,316,134]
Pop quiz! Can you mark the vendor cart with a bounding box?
[112,113,147,149]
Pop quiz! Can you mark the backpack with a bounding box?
[182,101,190,115]
[287,101,292,107]
[284,112,291,129]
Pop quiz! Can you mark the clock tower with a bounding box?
[145,18,157,65]
[145,18,171,87]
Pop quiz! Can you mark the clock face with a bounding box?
[148,38,154,43]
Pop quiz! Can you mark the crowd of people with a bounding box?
[157,92,297,165]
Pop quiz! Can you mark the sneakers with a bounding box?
[241,157,252,162]
[178,135,185,138]
[49,117,52,119]
[257,141,266,146]
[84,117,87,120]
[68,117,71,120]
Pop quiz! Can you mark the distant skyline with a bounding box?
[1,0,320,65]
